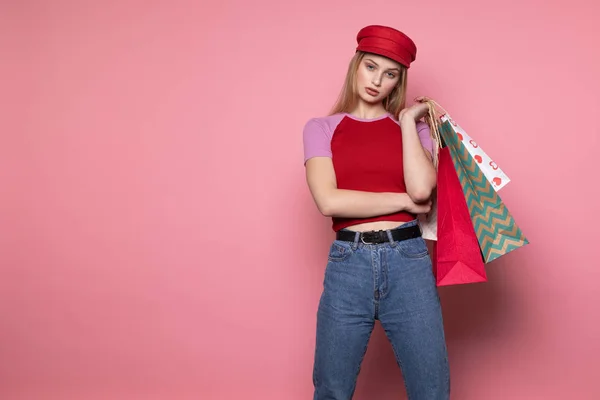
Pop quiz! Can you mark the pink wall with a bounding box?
[2,0,599,399]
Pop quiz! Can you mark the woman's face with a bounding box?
[355,54,401,105]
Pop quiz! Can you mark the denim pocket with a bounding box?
[327,240,354,262]
[394,237,429,259]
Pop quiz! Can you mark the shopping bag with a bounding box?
[418,193,438,241]
[443,114,511,191]
[418,103,510,241]
[438,118,529,263]
[433,146,487,286]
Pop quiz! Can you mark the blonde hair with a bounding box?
[329,51,408,119]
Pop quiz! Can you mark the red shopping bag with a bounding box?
[432,146,487,286]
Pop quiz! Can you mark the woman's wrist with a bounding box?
[399,114,416,127]
[396,193,411,211]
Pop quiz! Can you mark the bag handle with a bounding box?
[417,97,450,169]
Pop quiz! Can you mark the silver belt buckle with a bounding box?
[360,231,380,244]
[360,235,371,244]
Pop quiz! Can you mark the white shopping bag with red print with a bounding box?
[441,114,510,191]
[418,101,511,241]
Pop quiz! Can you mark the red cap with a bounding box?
[356,25,417,68]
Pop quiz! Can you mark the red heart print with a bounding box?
[457,132,463,141]
[493,177,502,186]
[470,139,478,148]
[489,161,498,170]
[474,155,482,163]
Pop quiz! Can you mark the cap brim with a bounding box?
[357,46,412,68]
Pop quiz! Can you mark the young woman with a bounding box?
[302,25,450,399]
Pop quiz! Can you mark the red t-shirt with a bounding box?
[303,112,433,232]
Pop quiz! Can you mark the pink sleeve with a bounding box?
[416,121,434,156]
[303,118,333,164]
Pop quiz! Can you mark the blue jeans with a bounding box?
[313,220,450,400]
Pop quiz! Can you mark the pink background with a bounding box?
[2,0,599,399]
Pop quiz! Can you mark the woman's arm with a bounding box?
[399,102,437,203]
[305,156,431,218]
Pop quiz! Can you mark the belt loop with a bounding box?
[353,231,360,250]
[386,228,396,247]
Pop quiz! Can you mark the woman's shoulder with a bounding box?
[304,113,346,126]
[303,113,346,137]
[302,113,347,163]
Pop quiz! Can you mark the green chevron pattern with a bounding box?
[439,120,529,263]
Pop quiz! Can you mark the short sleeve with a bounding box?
[416,121,434,156]
[303,118,332,164]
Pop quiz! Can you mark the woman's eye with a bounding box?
[366,64,375,70]
[387,72,396,78]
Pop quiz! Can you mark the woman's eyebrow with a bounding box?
[365,58,399,71]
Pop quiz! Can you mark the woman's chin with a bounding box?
[358,94,382,105]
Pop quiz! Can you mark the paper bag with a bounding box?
[442,114,511,191]
[439,120,529,263]
[419,110,510,241]
[433,146,487,286]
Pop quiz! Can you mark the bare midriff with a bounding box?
[343,219,410,232]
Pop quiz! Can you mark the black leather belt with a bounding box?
[336,224,422,244]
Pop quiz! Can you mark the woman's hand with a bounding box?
[399,96,431,124]
[401,194,432,214]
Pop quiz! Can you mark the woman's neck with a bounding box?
[348,102,388,120]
